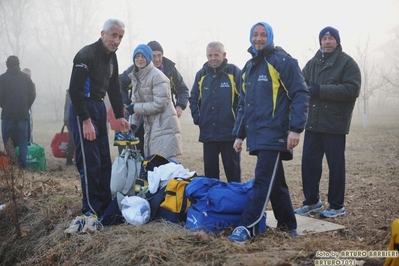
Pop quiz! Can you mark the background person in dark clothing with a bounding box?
[0,56,36,169]
[119,40,189,156]
[146,40,189,118]
[66,18,130,231]
[294,26,361,218]
[189,41,241,182]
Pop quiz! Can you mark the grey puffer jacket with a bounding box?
[129,61,182,158]
[302,45,361,134]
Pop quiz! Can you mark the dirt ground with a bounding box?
[0,107,398,266]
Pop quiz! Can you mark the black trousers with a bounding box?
[203,141,241,182]
[301,130,346,210]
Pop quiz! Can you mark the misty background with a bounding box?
[0,0,398,124]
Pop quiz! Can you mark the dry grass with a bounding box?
[0,106,398,266]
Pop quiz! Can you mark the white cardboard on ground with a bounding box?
[265,210,345,235]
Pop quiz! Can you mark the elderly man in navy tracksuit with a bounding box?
[68,19,129,224]
[189,41,241,182]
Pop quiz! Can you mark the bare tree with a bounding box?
[28,0,103,120]
[119,0,140,65]
[354,35,385,129]
[174,41,204,90]
[381,26,399,99]
[0,0,34,72]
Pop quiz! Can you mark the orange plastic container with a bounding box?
[0,156,9,169]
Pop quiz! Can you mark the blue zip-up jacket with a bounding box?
[69,38,124,121]
[189,59,241,142]
[232,43,308,160]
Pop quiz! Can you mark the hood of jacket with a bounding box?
[249,22,274,57]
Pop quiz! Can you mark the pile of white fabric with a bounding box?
[147,163,196,193]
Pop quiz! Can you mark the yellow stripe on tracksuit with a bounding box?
[197,76,206,101]
[227,73,239,120]
[241,63,288,117]
[197,74,238,119]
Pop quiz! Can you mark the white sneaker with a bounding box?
[64,216,85,234]
[82,214,98,234]
[82,214,100,234]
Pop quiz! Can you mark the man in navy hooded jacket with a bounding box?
[228,22,309,242]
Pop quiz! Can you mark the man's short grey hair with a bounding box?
[103,18,125,33]
[206,41,225,54]
[22,68,31,74]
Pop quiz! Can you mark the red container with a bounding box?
[0,156,8,169]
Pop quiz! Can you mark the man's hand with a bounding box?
[308,82,320,97]
[176,106,183,118]
[287,131,300,150]
[125,104,135,115]
[233,138,243,153]
[117,118,130,131]
[82,118,96,141]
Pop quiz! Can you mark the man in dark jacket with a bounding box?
[0,56,36,169]
[294,26,361,218]
[65,18,130,234]
[228,22,308,242]
[118,40,189,156]
[189,41,241,183]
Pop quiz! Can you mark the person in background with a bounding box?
[146,40,189,118]
[119,40,189,156]
[294,26,361,218]
[22,68,35,143]
[65,18,130,234]
[189,41,241,182]
[228,22,309,242]
[63,89,75,166]
[124,44,182,159]
[0,56,36,169]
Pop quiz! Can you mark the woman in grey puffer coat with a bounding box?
[125,44,182,159]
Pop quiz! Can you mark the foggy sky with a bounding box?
[107,0,399,70]
[0,0,398,121]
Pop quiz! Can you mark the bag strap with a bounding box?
[122,149,140,195]
[61,124,66,134]
[28,142,39,147]
[179,178,192,213]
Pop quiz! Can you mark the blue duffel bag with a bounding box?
[185,205,266,234]
[185,177,255,214]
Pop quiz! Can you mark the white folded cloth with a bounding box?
[147,163,196,194]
